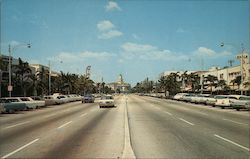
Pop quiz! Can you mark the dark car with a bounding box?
[82,94,95,103]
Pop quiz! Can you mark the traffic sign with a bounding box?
[8,85,13,91]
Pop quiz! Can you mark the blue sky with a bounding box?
[1,0,249,85]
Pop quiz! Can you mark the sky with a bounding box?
[1,0,249,85]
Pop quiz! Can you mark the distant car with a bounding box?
[44,95,62,105]
[27,97,46,108]
[205,95,217,106]
[181,94,195,102]
[173,93,187,101]
[99,95,115,108]
[230,96,250,111]
[214,95,239,109]
[82,94,95,103]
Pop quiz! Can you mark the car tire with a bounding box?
[221,106,224,109]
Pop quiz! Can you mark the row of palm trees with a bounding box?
[132,71,245,96]
[1,58,99,97]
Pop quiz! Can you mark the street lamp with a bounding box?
[8,43,31,97]
[220,42,245,95]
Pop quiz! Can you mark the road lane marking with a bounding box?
[214,134,250,151]
[80,113,87,117]
[222,119,248,126]
[122,97,136,159]
[178,118,195,126]
[45,114,56,118]
[57,121,72,129]
[164,111,172,116]
[1,138,39,159]
[3,121,31,129]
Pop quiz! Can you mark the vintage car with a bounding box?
[99,95,115,108]
[0,98,26,113]
[82,94,95,103]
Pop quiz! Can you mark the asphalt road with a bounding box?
[0,94,249,159]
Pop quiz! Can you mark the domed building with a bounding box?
[106,74,131,93]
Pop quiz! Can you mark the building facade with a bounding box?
[106,74,131,93]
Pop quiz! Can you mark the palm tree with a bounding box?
[13,58,32,96]
[231,76,241,90]
[158,76,168,97]
[204,75,218,94]
[180,71,188,91]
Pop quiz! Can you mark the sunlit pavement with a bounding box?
[0,94,249,159]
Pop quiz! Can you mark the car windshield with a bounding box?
[239,97,250,101]
[101,96,113,100]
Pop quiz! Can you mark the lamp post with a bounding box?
[220,42,245,95]
[8,43,31,97]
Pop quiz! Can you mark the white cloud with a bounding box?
[97,20,115,31]
[49,51,116,63]
[121,42,188,61]
[194,47,232,57]
[98,30,123,39]
[97,20,123,39]
[105,1,122,11]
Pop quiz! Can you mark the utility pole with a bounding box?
[48,60,51,95]
[8,45,12,97]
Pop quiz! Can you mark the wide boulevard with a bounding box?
[0,95,249,159]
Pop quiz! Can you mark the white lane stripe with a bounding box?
[57,121,72,129]
[223,119,248,125]
[3,121,31,129]
[80,113,87,117]
[45,114,56,118]
[164,111,172,116]
[179,118,195,126]
[214,134,250,151]
[1,138,39,159]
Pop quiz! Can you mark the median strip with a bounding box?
[214,134,250,151]
[57,121,72,129]
[178,118,195,126]
[2,138,39,159]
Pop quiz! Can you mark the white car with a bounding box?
[28,97,46,108]
[44,95,63,105]
[5,97,37,109]
[214,95,239,109]
[173,93,187,100]
[99,95,115,108]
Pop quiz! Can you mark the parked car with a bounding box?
[82,94,95,103]
[0,103,5,113]
[181,93,195,102]
[26,97,46,108]
[44,95,62,105]
[230,95,250,111]
[205,95,217,106]
[99,95,115,108]
[4,97,37,109]
[0,98,26,113]
[173,93,187,101]
[214,95,239,109]
[57,95,69,103]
